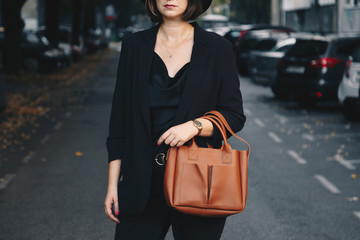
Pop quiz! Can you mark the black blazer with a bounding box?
[106,21,246,215]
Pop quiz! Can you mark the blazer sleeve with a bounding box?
[106,39,128,162]
[206,40,246,146]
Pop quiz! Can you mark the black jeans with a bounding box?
[114,152,226,240]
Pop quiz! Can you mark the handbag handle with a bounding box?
[190,115,232,152]
[202,111,251,157]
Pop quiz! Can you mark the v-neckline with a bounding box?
[154,52,190,79]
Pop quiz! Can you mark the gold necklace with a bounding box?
[160,27,192,58]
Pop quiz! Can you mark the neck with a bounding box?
[159,20,192,42]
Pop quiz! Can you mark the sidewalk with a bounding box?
[0,49,113,173]
[0,49,120,239]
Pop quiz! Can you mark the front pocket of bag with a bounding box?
[178,163,208,207]
[208,165,236,209]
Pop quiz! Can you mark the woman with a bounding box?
[104,0,246,239]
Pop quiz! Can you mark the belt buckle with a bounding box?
[154,152,166,166]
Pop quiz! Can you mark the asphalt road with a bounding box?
[0,48,359,240]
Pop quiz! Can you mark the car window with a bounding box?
[275,45,293,52]
[230,31,240,38]
[353,45,360,62]
[239,38,261,52]
[333,40,360,58]
[286,40,328,58]
[254,39,278,51]
[24,32,40,44]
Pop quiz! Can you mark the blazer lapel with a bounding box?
[137,21,209,137]
[137,24,160,138]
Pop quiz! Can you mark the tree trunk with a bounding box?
[45,0,60,47]
[1,0,26,73]
[83,4,96,38]
[72,0,83,46]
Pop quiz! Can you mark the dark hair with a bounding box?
[145,0,204,23]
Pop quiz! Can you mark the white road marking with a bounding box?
[335,158,360,170]
[22,152,36,164]
[314,175,341,194]
[313,132,360,140]
[244,108,252,116]
[0,174,16,189]
[65,111,72,118]
[268,132,283,143]
[354,212,360,221]
[337,159,357,170]
[287,150,307,164]
[40,134,50,145]
[302,133,315,142]
[348,160,360,164]
[54,122,63,130]
[254,118,265,128]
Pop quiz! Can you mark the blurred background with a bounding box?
[0,0,360,239]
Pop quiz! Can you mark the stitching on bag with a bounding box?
[189,150,198,160]
[223,153,232,163]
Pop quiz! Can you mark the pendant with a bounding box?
[169,55,173,58]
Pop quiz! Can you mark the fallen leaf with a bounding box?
[75,151,83,157]
[351,174,357,179]
[347,196,359,202]
[302,144,310,149]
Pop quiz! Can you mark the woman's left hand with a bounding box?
[157,121,198,147]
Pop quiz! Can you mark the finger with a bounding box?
[170,138,180,147]
[165,134,177,145]
[105,202,120,223]
[157,131,171,145]
[176,141,185,147]
[114,198,120,217]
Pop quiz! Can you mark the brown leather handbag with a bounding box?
[163,110,250,217]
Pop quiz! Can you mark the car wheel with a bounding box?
[342,99,360,121]
[271,85,288,99]
[24,58,40,73]
[297,97,317,108]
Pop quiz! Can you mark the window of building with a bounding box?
[345,0,360,7]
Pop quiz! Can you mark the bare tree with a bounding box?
[45,0,60,47]
[1,0,26,73]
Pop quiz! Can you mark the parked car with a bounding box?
[338,44,360,120]
[83,28,109,52]
[223,24,276,51]
[0,28,71,72]
[236,29,293,75]
[58,26,86,61]
[36,29,73,66]
[276,34,360,106]
[21,30,71,72]
[199,14,233,36]
[249,37,296,89]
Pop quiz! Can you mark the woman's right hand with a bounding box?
[104,186,120,224]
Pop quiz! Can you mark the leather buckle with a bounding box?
[154,153,166,166]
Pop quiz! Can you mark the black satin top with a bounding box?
[148,52,190,154]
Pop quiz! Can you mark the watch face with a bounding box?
[194,120,202,128]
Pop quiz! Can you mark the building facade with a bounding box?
[273,0,360,34]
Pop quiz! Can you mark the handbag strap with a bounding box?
[199,116,232,152]
[202,111,251,157]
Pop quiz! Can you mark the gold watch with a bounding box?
[193,119,203,135]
